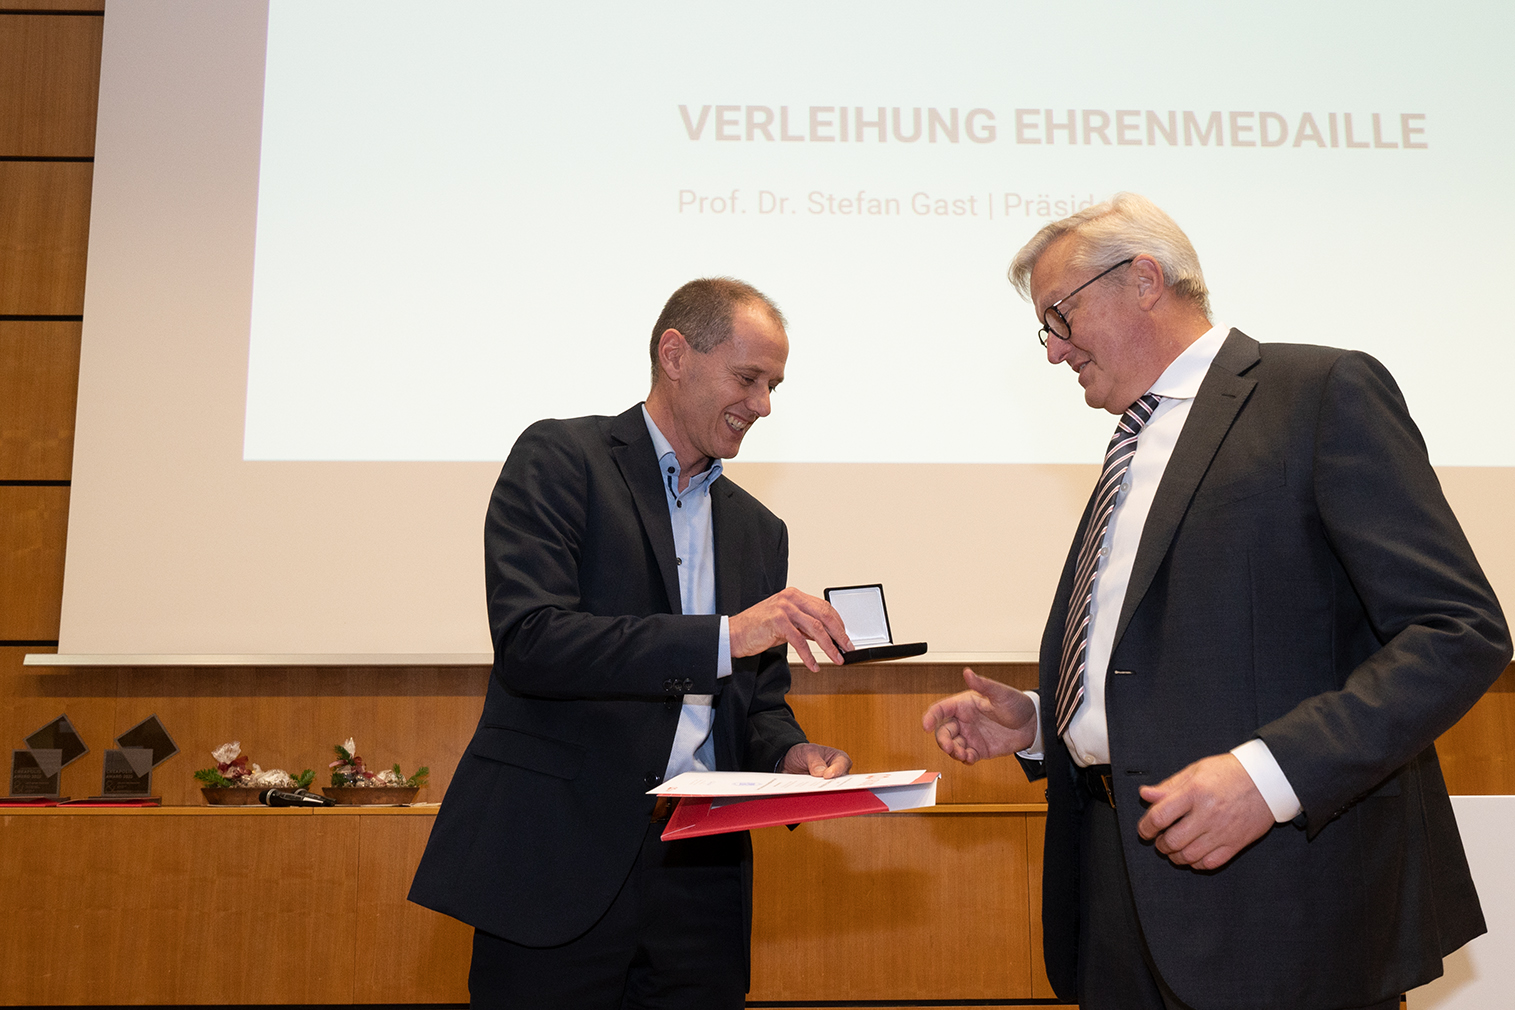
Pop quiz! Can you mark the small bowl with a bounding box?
[321,786,420,806]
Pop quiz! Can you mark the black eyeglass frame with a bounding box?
[1037,257,1135,347]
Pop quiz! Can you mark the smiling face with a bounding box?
[1030,235,1161,414]
[653,301,788,471]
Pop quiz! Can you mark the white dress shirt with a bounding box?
[1021,326,1302,822]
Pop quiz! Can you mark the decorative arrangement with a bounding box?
[322,738,428,805]
[195,741,315,805]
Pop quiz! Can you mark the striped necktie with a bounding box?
[1054,392,1163,738]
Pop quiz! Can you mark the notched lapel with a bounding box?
[609,406,683,615]
[711,477,743,617]
[1113,330,1260,650]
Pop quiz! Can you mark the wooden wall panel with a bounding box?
[790,663,1044,804]
[1438,665,1515,795]
[0,810,360,1005]
[0,484,68,638]
[749,811,1033,1002]
[107,665,487,806]
[355,812,473,1003]
[0,160,91,314]
[0,11,102,156]
[0,1,104,11]
[0,319,79,479]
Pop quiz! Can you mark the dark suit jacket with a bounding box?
[1030,331,1511,1009]
[409,404,808,948]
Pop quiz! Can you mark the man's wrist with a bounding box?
[1231,738,1303,822]
[1016,689,1045,761]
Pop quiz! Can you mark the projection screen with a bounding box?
[39,0,1515,664]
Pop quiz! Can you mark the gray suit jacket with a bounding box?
[409,404,807,947]
[1032,331,1510,1008]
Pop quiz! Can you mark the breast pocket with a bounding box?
[470,723,586,781]
[1191,459,1286,513]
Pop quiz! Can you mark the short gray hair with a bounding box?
[648,277,786,385]
[1007,192,1212,319]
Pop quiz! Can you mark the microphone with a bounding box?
[259,788,336,807]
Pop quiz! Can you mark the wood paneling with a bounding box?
[1438,665,1515,795]
[0,484,68,638]
[790,664,1044,805]
[750,811,1033,1002]
[0,809,361,1004]
[0,319,79,478]
[0,11,102,156]
[0,2,105,11]
[355,812,472,1002]
[106,665,487,807]
[0,160,91,314]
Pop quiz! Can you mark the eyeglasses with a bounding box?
[1037,258,1134,347]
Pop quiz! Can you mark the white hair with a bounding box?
[1007,192,1212,319]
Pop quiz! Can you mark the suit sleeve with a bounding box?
[485,421,722,700]
[1255,352,1511,831]
[736,521,809,772]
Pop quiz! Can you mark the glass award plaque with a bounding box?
[115,715,179,767]
[11,749,63,797]
[25,715,88,767]
[91,716,177,801]
[8,715,87,800]
[101,748,155,797]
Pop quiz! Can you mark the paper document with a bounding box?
[651,769,934,797]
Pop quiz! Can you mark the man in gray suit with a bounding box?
[924,193,1510,1010]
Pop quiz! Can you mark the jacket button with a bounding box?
[644,772,662,787]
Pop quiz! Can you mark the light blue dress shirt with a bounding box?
[642,406,734,780]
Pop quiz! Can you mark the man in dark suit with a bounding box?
[923,194,1510,1010]
[411,277,855,1009]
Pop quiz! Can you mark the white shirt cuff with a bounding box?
[1016,689,1045,761]
[1231,738,1303,823]
[717,615,732,679]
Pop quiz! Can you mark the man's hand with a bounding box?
[922,668,1038,765]
[729,587,853,672]
[783,742,852,778]
[1137,753,1275,870]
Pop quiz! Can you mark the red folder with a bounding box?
[662,788,890,840]
[60,796,162,807]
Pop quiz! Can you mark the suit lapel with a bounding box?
[609,405,683,615]
[1112,329,1260,650]
[711,476,742,616]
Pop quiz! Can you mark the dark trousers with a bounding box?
[1076,784,1400,1010]
[467,821,747,1010]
